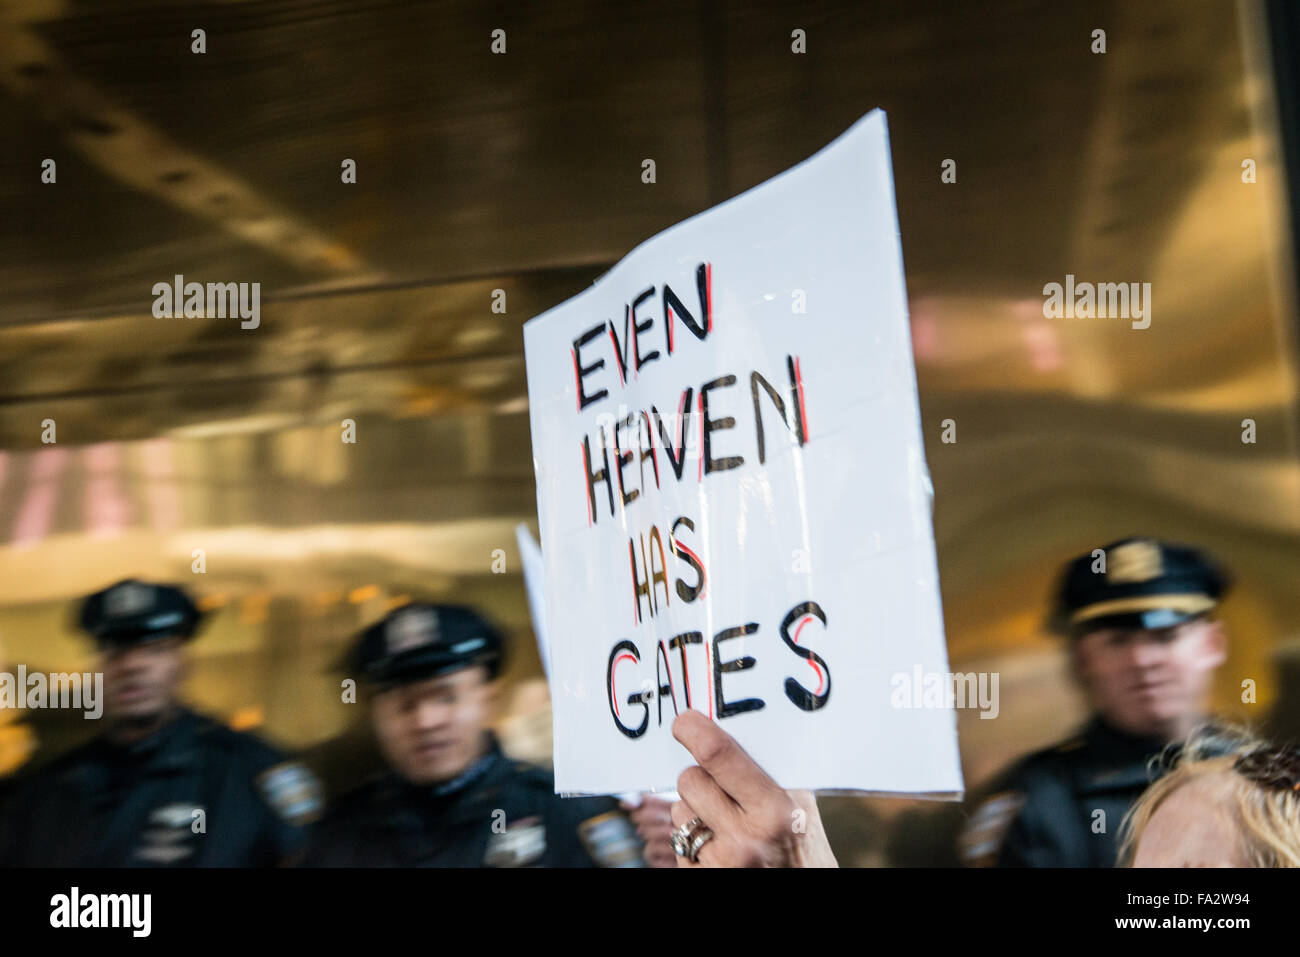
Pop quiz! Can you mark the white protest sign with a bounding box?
[515,522,679,806]
[524,110,962,796]
[515,524,551,683]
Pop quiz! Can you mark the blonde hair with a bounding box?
[1119,724,1300,867]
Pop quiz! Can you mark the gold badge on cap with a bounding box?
[386,607,439,655]
[106,582,153,617]
[1107,541,1163,584]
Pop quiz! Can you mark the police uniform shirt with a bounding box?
[0,708,319,867]
[960,717,1168,868]
[958,537,1232,868]
[300,736,642,868]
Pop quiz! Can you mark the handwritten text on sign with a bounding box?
[525,110,962,796]
[567,261,827,736]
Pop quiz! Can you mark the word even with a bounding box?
[571,262,713,411]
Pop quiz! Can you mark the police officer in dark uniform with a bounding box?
[301,602,643,867]
[0,579,320,867]
[960,537,1231,867]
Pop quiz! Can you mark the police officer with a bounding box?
[0,579,320,867]
[960,537,1230,867]
[301,602,643,867]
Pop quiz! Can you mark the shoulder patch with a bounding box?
[256,762,323,826]
[578,811,644,868]
[959,791,1025,867]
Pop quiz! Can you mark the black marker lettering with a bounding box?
[701,375,744,474]
[607,640,648,738]
[713,623,765,719]
[667,632,703,709]
[670,516,705,602]
[780,601,830,711]
[573,324,609,410]
[631,286,660,372]
[582,429,615,523]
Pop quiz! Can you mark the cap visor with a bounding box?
[1070,593,1215,626]
[369,652,487,686]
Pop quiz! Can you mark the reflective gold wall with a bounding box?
[1,0,1297,863]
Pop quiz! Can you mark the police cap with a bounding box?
[79,579,203,648]
[350,603,503,686]
[1052,537,1229,636]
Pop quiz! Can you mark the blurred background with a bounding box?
[1,0,1298,865]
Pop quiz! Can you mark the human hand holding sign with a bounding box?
[669,710,839,867]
